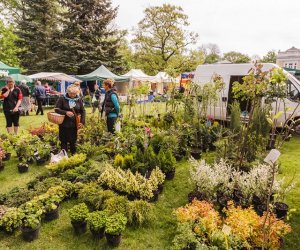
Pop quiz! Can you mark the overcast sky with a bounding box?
[112,0,300,57]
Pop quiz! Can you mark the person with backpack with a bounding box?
[34,81,45,115]
[101,79,120,134]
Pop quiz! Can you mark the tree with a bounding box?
[166,49,205,76]
[223,51,250,63]
[261,50,277,63]
[54,0,123,75]
[200,43,221,64]
[0,20,22,68]
[132,4,198,74]
[204,53,221,64]
[14,0,61,73]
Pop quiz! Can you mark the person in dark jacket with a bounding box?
[92,84,101,113]
[101,79,120,134]
[55,84,85,154]
[0,77,23,134]
[34,81,45,115]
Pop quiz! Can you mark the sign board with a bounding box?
[264,149,281,165]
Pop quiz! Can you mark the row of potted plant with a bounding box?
[98,165,165,201]
[68,203,127,247]
[46,153,87,174]
[189,158,291,217]
[172,199,291,250]
[0,183,71,241]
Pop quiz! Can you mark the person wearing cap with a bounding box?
[101,79,120,134]
[55,84,85,154]
[34,81,45,115]
[0,77,23,134]
[19,80,31,116]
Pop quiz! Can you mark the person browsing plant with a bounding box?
[55,84,85,154]
[101,79,120,134]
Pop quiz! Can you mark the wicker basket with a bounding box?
[47,112,65,125]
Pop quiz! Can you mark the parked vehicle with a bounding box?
[193,63,300,135]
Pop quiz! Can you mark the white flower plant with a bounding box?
[189,158,293,206]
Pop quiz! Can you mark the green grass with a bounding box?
[0,162,192,250]
[0,106,299,249]
[279,137,300,250]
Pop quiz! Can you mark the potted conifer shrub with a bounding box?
[68,203,89,234]
[87,211,107,239]
[105,213,127,247]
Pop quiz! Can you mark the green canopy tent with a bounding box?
[0,61,20,75]
[76,65,129,82]
[0,62,21,88]
[8,74,32,83]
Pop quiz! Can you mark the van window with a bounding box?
[287,80,300,101]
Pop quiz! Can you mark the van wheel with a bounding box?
[292,119,300,136]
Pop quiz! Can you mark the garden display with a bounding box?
[0,66,297,249]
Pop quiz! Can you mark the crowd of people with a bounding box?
[0,78,120,154]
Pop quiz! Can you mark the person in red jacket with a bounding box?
[0,77,23,134]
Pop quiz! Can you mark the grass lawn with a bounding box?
[0,105,299,249]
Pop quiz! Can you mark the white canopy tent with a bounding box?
[122,69,155,89]
[29,72,81,82]
[29,72,81,94]
[150,72,174,94]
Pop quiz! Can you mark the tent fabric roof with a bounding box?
[9,74,33,83]
[28,72,81,82]
[76,65,129,82]
[122,69,154,81]
[154,72,173,83]
[0,61,20,74]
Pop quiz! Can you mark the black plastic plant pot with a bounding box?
[71,221,87,234]
[218,196,230,210]
[190,148,202,160]
[36,157,47,166]
[44,207,60,221]
[18,163,29,173]
[165,170,175,180]
[105,233,122,247]
[26,158,34,164]
[90,227,105,240]
[256,204,267,216]
[149,189,159,203]
[3,153,11,161]
[21,224,41,242]
[188,190,206,203]
[158,184,164,194]
[252,195,262,208]
[274,202,289,219]
[233,189,244,203]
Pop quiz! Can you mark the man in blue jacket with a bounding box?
[34,81,46,115]
[101,79,120,134]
